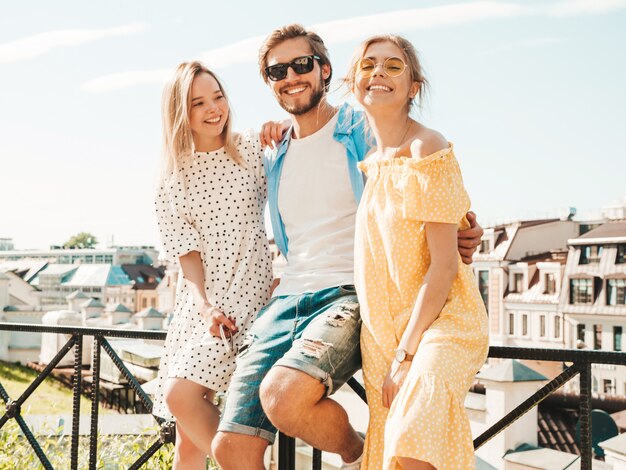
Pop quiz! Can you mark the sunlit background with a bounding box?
[1,0,625,249]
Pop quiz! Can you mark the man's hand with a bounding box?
[382,360,411,408]
[269,278,281,296]
[204,305,238,338]
[458,211,483,265]
[260,119,291,149]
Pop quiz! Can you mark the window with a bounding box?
[577,324,586,343]
[522,314,529,336]
[580,245,602,265]
[540,315,546,338]
[478,271,489,309]
[617,245,626,264]
[593,324,602,350]
[614,326,623,351]
[512,273,524,293]
[570,279,593,304]
[104,255,113,263]
[544,273,556,294]
[150,298,156,307]
[607,279,626,305]
[508,313,515,335]
[554,315,561,339]
[142,298,148,308]
[603,379,615,394]
[480,240,490,253]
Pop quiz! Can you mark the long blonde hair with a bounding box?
[160,61,243,181]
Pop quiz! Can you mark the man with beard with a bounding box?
[212,24,483,470]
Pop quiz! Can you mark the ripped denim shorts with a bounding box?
[218,285,362,443]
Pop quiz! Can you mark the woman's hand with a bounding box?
[382,360,411,408]
[260,119,291,149]
[204,305,238,338]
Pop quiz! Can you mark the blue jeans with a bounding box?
[218,285,362,443]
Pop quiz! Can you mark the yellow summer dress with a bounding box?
[354,144,489,470]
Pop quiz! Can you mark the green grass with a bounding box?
[0,360,114,415]
[0,361,179,468]
[0,361,222,469]
[0,419,176,469]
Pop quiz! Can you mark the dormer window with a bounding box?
[570,278,593,304]
[607,278,626,306]
[580,245,602,265]
[544,273,556,294]
[480,240,490,254]
[512,273,524,293]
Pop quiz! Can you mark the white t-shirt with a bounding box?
[273,113,358,297]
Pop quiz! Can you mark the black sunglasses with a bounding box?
[265,55,320,81]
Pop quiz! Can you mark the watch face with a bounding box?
[395,349,406,362]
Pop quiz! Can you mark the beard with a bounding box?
[276,79,325,116]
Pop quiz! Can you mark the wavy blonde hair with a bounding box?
[160,61,243,181]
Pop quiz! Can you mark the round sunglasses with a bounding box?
[265,55,320,82]
[358,57,407,78]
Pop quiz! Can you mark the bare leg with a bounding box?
[164,378,219,458]
[397,457,436,470]
[260,366,363,463]
[172,423,207,470]
[212,431,268,470]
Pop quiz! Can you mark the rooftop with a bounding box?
[570,221,626,245]
[476,359,548,382]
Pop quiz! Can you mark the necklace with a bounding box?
[390,119,412,160]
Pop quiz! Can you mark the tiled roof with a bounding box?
[505,278,561,305]
[136,307,164,318]
[121,264,165,290]
[577,221,626,240]
[106,303,132,313]
[538,404,580,454]
[81,298,104,309]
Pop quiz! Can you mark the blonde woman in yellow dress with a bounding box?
[346,36,489,470]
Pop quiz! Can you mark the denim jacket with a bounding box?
[263,103,372,258]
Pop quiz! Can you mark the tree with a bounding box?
[63,232,98,249]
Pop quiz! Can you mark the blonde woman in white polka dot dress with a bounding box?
[152,62,273,469]
[346,37,489,469]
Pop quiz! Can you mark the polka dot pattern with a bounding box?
[354,145,489,470]
[152,130,273,420]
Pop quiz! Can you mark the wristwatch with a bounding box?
[394,348,415,363]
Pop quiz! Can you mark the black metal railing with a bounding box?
[0,322,169,470]
[1,323,626,469]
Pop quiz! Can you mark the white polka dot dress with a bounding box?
[354,145,489,470]
[152,130,273,420]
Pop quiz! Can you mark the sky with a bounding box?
[1,0,625,250]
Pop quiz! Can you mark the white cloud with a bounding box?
[199,35,266,68]
[545,0,626,17]
[81,69,171,93]
[82,0,626,93]
[312,2,529,44]
[0,22,146,65]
